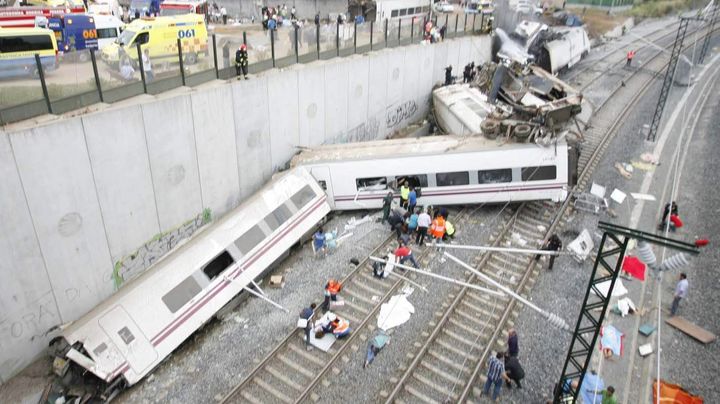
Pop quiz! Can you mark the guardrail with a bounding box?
[0,13,491,126]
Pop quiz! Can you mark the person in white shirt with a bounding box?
[141,49,153,82]
[416,208,432,246]
[119,57,135,81]
[670,273,688,316]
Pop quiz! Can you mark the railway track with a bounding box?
[220,208,479,404]
[381,19,720,404]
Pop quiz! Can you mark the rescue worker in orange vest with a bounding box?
[330,317,351,339]
[626,50,635,67]
[429,215,446,244]
[322,279,342,312]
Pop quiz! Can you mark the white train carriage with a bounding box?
[539,26,590,74]
[49,167,330,398]
[291,135,578,211]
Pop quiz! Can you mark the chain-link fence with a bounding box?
[0,16,490,125]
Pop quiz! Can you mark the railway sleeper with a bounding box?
[342,286,380,305]
[240,389,267,404]
[459,300,502,321]
[288,341,329,366]
[435,336,479,361]
[453,307,490,327]
[442,326,489,349]
[447,315,493,339]
[252,376,294,404]
[278,353,316,378]
[465,291,509,306]
[490,255,527,272]
[403,384,442,404]
[420,359,469,385]
[265,365,306,392]
[412,371,460,401]
[348,279,388,298]
[428,348,473,374]
[358,270,391,289]
[511,219,544,236]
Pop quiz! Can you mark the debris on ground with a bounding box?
[615,162,633,179]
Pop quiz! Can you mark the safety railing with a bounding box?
[0,14,492,126]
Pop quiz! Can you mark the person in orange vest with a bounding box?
[322,279,342,311]
[329,317,351,339]
[626,50,635,67]
[429,214,446,244]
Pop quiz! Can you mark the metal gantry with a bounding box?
[554,222,700,404]
[699,6,719,64]
[647,17,694,141]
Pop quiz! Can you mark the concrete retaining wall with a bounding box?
[0,34,491,383]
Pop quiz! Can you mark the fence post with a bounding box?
[472,13,476,33]
[445,14,448,32]
[397,18,401,44]
[177,38,186,86]
[370,20,374,50]
[90,49,103,103]
[454,14,459,36]
[411,17,415,42]
[353,20,357,53]
[212,34,219,79]
[384,19,388,47]
[243,31,247,45]
[316,23,320,59]
[480,13,485,33]
[336,22,340,56]
[294,24,299,63]
[463,13,468,34]
[136,43,147,94]
[270,28,276,67]
[34,54,52,114]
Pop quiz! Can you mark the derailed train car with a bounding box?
[291,135,578,211]
[46,167,330,401]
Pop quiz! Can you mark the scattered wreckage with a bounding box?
[433,61,583,143]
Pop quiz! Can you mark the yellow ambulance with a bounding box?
[101,14,207,67]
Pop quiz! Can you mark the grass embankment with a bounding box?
[627,0,695,17]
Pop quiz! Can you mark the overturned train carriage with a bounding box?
[48,167,330,400]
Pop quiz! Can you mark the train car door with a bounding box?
[99,306,158,375]
[310,166,335,209]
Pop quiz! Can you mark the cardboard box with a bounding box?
[269,275,284,288]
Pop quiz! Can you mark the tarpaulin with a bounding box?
[653,379,704,404]
[600,325,624,357]
[622,256,646,281]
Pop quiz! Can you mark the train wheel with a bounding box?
[513,124,532,140]
[481,119,499,138]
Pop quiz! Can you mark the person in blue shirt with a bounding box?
[408,187,417,213]
[313,228,327,257]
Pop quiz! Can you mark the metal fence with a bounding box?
[0,14,491,126]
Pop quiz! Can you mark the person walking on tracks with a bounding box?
[416,208,432,246]
[235,44,249,79]
[535,234,562,270]
[626,50,636,67]
[670,273,688,316]
[322,279,342,311]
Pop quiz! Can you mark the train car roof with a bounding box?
[291,135,565,165]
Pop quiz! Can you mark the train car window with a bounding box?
[394,175,428,189]
[399,8,407,16]
[391,9,399,17]
[162,276,203,314]
[118,326,135,345]
[436,172,470,187]
[478,169,513,184]
[290,185,317,209]
[356,177,387,191]
[521,166,557,181]
[202,250,235,280]
[93,342,108,356]
[415,7,422,13]
[235,224,266,255]
[318,180,327,191]
[264,204,293,231]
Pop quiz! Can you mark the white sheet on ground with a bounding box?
[377,294,415,331]
[617,297,637,316]
[309,332,336,352]
[593,279,628,298]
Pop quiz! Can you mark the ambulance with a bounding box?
[101,13,206,67]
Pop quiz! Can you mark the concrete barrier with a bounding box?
[0,35,490,383]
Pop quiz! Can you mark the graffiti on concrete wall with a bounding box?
[386,100,418,128]
[112,208,212,290]
[345,116,381,143]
